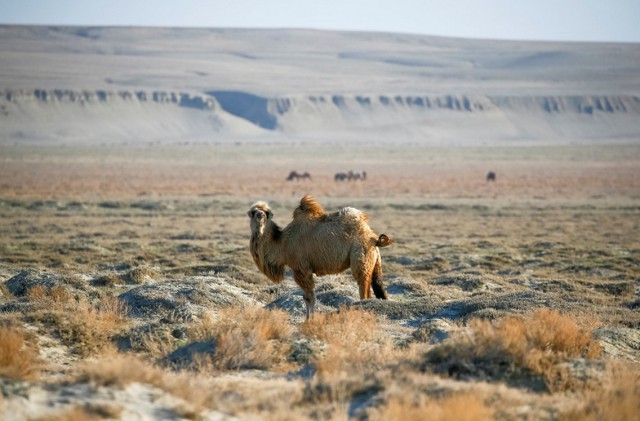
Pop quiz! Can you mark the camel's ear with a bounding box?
[247,209,254,217]
[266,210,274,219]
[376,234,394,248]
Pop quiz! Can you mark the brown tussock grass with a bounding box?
[560,361,640,421]
[28,284,74,311]
[0,325,41,380]
[428,308,602,392]
[300,307,395,377]
[369,393,494,421]
[188,306,293,371]
[27,285,129,357]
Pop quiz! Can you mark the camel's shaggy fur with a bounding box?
[248,195,393,319]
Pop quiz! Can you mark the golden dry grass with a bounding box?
[27,285,128,357]
[427,309,602,392]
[560,362,640,421]
[300,306,396,377]
[187,306,293,371]
[369,393,494,421]
[0,325,41,380]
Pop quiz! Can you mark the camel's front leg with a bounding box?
[294,269,316,320]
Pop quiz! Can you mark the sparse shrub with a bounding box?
[27,285,128,356]
[92,273,124,287]
[369,393,494,421]
[186,306,293,370]
[426,308,601,392]
[0,325,41,380]
[28,284,74,310]
[124,267,158,284]
[560,361,640,421]
[300,306,394,377]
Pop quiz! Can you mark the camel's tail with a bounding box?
[376,234,394,248]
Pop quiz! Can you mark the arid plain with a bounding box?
[1,26,640,420]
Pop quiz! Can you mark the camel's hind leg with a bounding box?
[352,250,374,300]
[371,250,388,299]
[293,269,316,320]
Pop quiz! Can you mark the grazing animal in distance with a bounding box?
[247,195,393,319]
[334,172,348,181]
[335,170,367,181]
[287,171,312,181]
[486,171,496,182]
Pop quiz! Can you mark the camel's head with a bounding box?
[247,201,273,234]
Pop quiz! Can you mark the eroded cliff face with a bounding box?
[2,89,639,144]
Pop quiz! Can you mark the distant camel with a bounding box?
[486,171,497,182]
[335,170,367,181]
[248,195,393,319]
[334,172,348,181]
[287,171,311,181]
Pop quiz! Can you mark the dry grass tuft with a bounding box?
[369,393,494,421]
[427,308,602,392]
[27,286,129,357]
[187,306,293,371]
[300,307,394,377]
[28,284,74,311]
[124,267,159,284]
[0,325,41,380]
[560,361,640,421]
[92,273,124,287]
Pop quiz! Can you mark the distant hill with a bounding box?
[1,26,639,145]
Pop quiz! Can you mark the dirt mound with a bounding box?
[119,276,258,320]
[5,270,88,297]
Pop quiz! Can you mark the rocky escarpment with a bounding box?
[2,88,640,143]
[2,89,217,110]
[212,91,640,131]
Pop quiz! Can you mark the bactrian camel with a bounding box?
[248,195,393,319]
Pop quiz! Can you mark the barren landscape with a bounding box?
[1,26,640,420]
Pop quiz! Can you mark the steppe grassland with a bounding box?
[0,141,639,419]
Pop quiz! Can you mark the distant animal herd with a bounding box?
[287,170,498,182]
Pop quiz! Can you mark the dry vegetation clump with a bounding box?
[124,267,159,284]
[426,308,602,392]
[560,361,640,421]
[26,285,129,357]
[300,306,395,377]
[0,324,41,380]
[296,307,410,418]
[185,306,293,371]
[368,393,494,421]
[91,273,124,287]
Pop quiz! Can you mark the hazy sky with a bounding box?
[2,0,639,43]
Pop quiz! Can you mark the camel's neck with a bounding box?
[250,220,286,283]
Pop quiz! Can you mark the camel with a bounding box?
[287,170,312,181]
[248,195,393,319]
[334,170,366,181]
